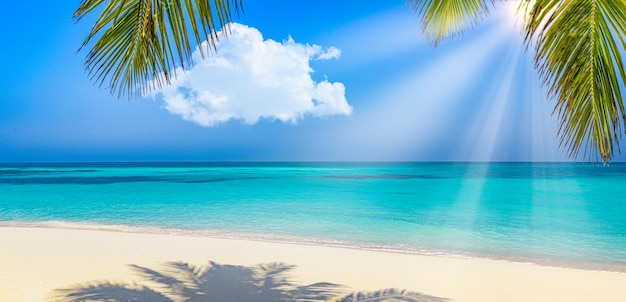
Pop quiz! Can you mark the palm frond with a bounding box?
[74,0,242,98]
[523,0,626,163]
[408,0,494,46]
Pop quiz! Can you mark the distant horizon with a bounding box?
[1,160,623,165]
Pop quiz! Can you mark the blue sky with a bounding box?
[1,1,622,162]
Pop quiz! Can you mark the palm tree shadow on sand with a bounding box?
[54,261,449,302]
[340,288,449,302]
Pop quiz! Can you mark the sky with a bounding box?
[1,0,623,162]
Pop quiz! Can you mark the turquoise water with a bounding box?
[1,162,626,270]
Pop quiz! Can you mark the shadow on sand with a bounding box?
[53,261,449,302]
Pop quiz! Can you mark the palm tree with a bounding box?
[73,0,242,99]
[75,0,626,163]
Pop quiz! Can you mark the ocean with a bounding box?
[1,162,625,271]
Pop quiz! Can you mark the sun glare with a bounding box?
[504,0,536,26]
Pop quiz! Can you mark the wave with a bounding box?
[2,220,625,273]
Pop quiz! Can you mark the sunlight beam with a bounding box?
[456,42,522,161]
[329,20,513,160]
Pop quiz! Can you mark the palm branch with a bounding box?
[408,0,494,46]
[74,0,242,98]
[412,0,626,163]
[523,0,626,163]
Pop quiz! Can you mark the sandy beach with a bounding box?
[1,226,625,301]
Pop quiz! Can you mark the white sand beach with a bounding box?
[1,226,626,302]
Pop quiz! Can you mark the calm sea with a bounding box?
[1,162,625,271]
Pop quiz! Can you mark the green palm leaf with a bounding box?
[523,0,626,163]
[74,0,242,98]
[412,0,626,162]
[408,0,494,45]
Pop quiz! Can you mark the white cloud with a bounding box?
[153,23,352,127]
[315,46,341,60]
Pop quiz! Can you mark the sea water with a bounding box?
[1,162,625,271]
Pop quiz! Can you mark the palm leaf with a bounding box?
[408,0,494,46]
[523,0,626,163]
[74,0,242,98]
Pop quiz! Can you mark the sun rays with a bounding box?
[335,1,561,162]
[454,1,562,162]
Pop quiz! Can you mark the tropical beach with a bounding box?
[3,0,626,301]
[2,227,626,302]
[2,162,626,301]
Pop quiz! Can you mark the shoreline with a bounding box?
[2,220,626,274]
[2,226,626,301]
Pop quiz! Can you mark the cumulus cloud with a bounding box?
[153,23,352,126]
